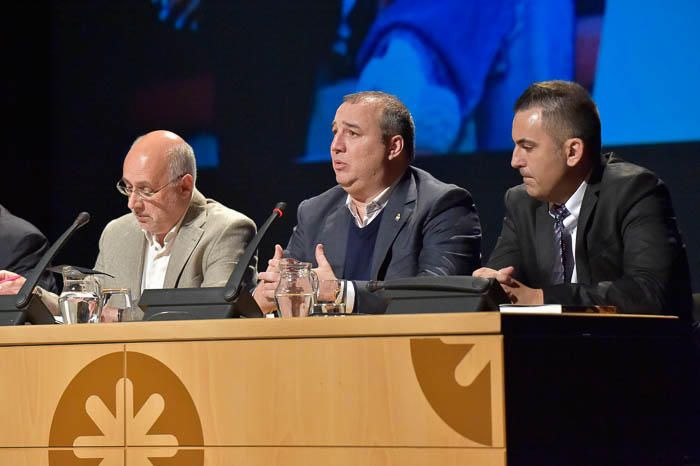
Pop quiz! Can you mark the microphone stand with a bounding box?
[0,212,90,325]
[224,202,286,302]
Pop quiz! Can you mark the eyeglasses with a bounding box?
[116,175,184,199]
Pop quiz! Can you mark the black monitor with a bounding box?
[0,295,56,325]
[139,286,263,321]
[370,276,509,314]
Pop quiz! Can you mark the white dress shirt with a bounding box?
[140,216,185,292]
[345,183,396,228]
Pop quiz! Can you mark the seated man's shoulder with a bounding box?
[601,154,664,196]
[298,185,347,212]
[600,154,671,211]
[0,210,44,243]
[409,166,476,209]
[503,184,539,209]
[102,211,138,236]
[411,166,466,193]
[203,198,255,228]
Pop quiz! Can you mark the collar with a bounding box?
[345,180,398,227]
[143,212,186,253]
[549,179,588,227]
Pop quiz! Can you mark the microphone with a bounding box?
[15,212,90,308]
[223,202,286,302]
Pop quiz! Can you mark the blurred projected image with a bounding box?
[144,0,700,163]
[592,0,700,147]
[301,0,594,161]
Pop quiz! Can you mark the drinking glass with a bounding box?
[101,288,139,322]
[312,279,348,315]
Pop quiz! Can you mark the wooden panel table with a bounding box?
[0,313,507,466]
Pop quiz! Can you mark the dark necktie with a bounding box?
[551,204,572,284]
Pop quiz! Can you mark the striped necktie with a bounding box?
[551,204,572,284]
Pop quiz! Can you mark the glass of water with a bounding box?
[102,288,138,322]
[312,279,348,316]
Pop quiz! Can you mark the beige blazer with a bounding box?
[93,189,256,303]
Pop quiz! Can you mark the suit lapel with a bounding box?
[574,160,604,284]
[370,171,415,279]
[163,191,206,288]
[318,200,351,277]
[125,226,146,297]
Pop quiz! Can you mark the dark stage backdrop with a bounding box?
[3,1,699,292]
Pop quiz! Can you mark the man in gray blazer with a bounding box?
[97,130,256,305]
[254,91,482,314]
[1,130,256,319]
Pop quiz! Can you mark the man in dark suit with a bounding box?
[474,80,692,318]
[0,204,57,292]
[255,91,482,313]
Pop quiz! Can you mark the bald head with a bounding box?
[121,130,196,243]
[127,130,197,184]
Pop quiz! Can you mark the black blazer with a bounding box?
[487,154,692,318]
[0,204,57,292]
[286,166,482,312]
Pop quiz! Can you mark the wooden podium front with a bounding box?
[0,313,508,466]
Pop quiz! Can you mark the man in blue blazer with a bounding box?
[474,80,692,318]
[255,91,482,313]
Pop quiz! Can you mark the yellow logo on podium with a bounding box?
[49,351,204,466]
[411,338,494,446]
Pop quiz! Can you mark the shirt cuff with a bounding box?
[345,281,356,313]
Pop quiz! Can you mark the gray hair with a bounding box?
[166,141,197,184]
[130,134,197,184]
[343,90,415,162]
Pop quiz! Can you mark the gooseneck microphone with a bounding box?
[15,212,91,308]
[223,202,286,302]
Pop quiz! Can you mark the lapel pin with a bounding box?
[395,213,401,221]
